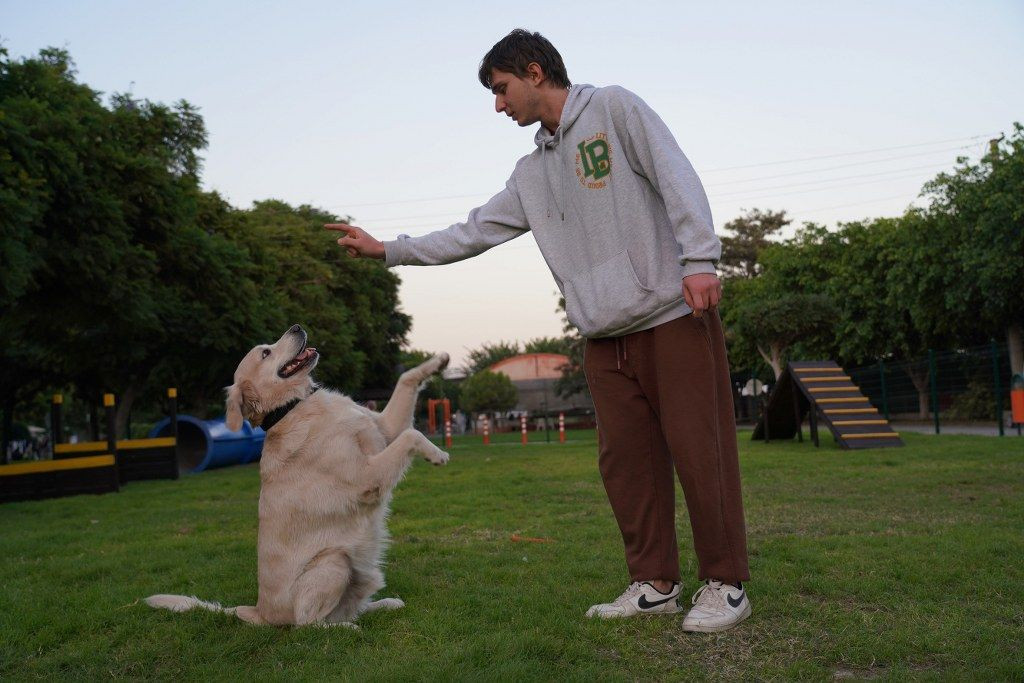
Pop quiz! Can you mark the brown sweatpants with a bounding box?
[583,310,750,585]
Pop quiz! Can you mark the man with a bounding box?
[326,29,751,632]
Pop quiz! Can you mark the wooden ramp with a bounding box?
[752,361,903,449]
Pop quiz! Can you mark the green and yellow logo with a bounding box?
[575,133,611,189]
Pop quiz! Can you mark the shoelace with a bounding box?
[614,582,644,605]
[691,581,726,609]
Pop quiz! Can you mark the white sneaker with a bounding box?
[682,580,751,632]
[585,581,682,619]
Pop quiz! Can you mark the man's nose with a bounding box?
[494,96,505,113]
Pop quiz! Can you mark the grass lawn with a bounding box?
[1,428,1022,680]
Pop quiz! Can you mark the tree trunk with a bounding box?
[1007,322,1023,377]
[756,343,784,380]
[906,365,930,418]
[89,402,100,442]
[115,383,139,440]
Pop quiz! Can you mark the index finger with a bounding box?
[323,223,354,233]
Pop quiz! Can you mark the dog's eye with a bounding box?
[261,348,271,359]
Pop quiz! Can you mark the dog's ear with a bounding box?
[226,380,262,431]
[225,383,244,432]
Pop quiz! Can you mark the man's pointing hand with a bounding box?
[324,223,386,260]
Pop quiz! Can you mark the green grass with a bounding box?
[1,429,1022,680]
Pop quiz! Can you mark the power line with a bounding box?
[319,132,995,211]
[356,150,977,225]
[709,169,943,204]
[358,164,949,236]
[708,161,956,200]
[789,193,920,217]
[706,144,976,186]
[699,133,995,172]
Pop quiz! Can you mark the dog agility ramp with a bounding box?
[752,361,903,449]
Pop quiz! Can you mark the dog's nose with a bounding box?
[289,324,301,334]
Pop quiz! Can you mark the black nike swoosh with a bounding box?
[727,591,745,608]
[637,593,677,609]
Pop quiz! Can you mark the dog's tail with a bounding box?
[145,594,236,615]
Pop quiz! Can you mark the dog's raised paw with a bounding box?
[426,448,449,466]
[433,353,450,373]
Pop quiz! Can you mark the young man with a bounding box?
[326,29,751,632]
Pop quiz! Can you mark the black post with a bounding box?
[808,404,820,448]
[168,388,178,443]
[792,377,803,443]
[104,393,117,455]
[879,359,890,422]
[990,339,1004,437]
[929,350,940,435]
[168,388,180,479]
[51,394,63,459]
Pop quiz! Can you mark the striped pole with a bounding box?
[559,412,565,443]
[444,417,452,449]
[520,414,528,445]
[482,415,490,445]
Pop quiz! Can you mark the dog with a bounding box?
[146,324,450,627]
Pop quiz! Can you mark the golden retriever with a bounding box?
[146,324,450,627]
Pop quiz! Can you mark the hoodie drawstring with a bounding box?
[558,127,564,221]
[541,129,566,221]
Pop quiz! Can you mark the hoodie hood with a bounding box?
[534,84,597,220]
[534,83,596,150]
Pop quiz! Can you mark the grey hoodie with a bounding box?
[383,84,720,338]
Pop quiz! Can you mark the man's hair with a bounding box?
[478,29,571,90]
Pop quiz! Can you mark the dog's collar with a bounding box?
[261,387,319,432]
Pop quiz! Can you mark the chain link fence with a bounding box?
[733,340,1023,436]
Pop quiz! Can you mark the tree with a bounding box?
[918,126,1024,375]
[523,336,572,355]
[224,200,410,397]
[718,208,790,280]
[462,341,522,375]
[725,281,838,379]
[460,371,518,415]
[0,48,411,438]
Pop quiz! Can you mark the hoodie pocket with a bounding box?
[565,251,660,337]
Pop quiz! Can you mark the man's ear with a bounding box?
[526,61,545,85]
[225,383,244,432]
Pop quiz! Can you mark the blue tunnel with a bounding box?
[149,416,265,473]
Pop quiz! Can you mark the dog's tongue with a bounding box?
[297,347,316,361]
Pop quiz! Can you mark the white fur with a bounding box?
[147,325,449,627]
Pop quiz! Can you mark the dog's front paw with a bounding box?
[424,446,449,466]
[432,353,450,374]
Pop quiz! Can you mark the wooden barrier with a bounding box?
[51,389,180,483]
[0,455,119,504]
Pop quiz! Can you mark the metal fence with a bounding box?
[732,340,1022,436]
[847,341,1018,435]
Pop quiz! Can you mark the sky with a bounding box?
[4,1,1023,369]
